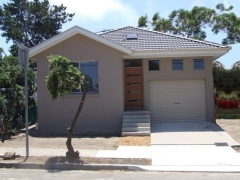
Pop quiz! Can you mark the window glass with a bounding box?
[149,60,159,70]
[124,60,142,67]
[172,59,183,70]
[194,59,205,70]
[71,61,99,93]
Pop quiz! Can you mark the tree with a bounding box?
[213,61,240,93]
[231,61,240,90]
[213,61,225,91]
[0,54,37,107]
[0,50,37,142]
[138,3,240,43]
[151,13,172,33]
[138,6,215,40]
[138,14,148,27]
[0,53,37,103]
[0,0,75,55]
[212,3,240,45]
[45,55,89,159]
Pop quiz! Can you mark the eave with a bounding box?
[122,47,231,60]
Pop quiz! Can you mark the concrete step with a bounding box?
[122,122,150,127]
[122,110,151,136]
[122,127,150,132]
[123,114,150,119]
[122,131,150,136]
[123,118,150,123]
[123,111,150,115]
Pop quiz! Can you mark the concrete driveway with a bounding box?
[151,121,238,146]
[151,121,240,169]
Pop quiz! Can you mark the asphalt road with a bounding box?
[1,169,240,180]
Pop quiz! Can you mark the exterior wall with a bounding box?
[32,34,126,134]
[142,57,215,123]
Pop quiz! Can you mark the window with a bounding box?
[124,60,142,67]
[194,59,205,70]
[172,59,183,70]
[71,61,99,93]
[126,34,138,40]
[149,60,159,71]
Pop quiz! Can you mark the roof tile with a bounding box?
[99,26,227,51]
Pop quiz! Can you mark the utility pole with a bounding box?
[18,44,29,157]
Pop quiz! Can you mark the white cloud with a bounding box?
[49,0,139,27]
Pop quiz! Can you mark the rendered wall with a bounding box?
[142,57,215,122]
[32,34,126,134]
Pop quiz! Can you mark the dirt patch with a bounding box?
[216,119,240,153]
[0,156,151,165]
[1,134,119,150]
[119,136,150,146]
[216,119,240,143]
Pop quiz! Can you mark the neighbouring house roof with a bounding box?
[99,26,228,51]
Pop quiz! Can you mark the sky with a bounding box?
[0,0,239,69]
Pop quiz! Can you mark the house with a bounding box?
[29,26,230,135]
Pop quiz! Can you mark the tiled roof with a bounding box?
[99,26,227,51]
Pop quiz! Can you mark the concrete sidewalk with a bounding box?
[1,145,240,172]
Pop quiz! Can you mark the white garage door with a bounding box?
[149,79,206,121]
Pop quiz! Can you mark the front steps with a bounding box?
[122,111,151,136]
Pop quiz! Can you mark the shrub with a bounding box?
[217,99,239,109]
[215,108,240,119]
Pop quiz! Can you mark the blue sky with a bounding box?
[0,0,239,69]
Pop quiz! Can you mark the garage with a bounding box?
[149,79,206,121]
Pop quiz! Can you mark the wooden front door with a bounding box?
[125,66,143,108]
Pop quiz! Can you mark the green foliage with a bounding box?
[216,108,240,119]
[231,62,240,89]
[138,3,240,43]
[0,0,75,54]
[46,55,85,100]
[138,14,148,27]
[217,91,239,100]
[138,6,215,40]
[168,6,215,40]
[0,92,7,111]
[212,3,240,45]
[0,52,36,110]
[213,61,240,93]
[152,12,172,33]
[0,55,24,109]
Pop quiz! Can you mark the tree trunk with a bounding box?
[66,81,89,159]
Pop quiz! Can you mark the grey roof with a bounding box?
[99,26,228,51]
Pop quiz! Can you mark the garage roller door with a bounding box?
[149,79,206,121]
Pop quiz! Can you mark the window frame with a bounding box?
[172,59,184,70]
[148,59,160,71]
[70,60,99,94]
[193,59,205,70]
